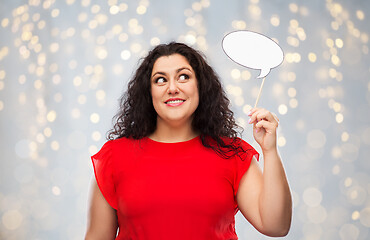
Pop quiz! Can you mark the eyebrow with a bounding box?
[151,67,192,79]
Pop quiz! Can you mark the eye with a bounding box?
[155,77,166,84]
[178,74,189,82]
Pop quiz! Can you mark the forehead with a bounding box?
[152,54,193,72]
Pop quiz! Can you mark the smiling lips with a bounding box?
[165,98,186,107]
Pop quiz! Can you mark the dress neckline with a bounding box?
[145,135,201,145]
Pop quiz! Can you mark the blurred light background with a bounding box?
[0,0,369,239]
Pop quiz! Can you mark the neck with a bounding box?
[149,117,198,143]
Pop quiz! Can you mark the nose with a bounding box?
[167,78,179,94]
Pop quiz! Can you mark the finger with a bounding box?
[247,107,259,116]
[249,109,276,124]
[255,120,278,133]
[255,119,278,129]
[272,112,279,122]
[248,108,264,124]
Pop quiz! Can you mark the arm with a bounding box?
[85,179,118,240]
[236,108,292,237]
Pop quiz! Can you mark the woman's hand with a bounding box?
[248,108,279,153]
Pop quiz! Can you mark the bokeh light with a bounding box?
[0,0,369,239]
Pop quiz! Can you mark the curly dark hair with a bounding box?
[108,42,249,159]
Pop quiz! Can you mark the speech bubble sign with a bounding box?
[222,30,284,78]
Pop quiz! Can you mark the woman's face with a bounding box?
[150,54,199,127]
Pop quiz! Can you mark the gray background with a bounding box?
[0,0,369,239]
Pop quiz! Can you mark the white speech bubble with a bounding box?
[222,31,284,78]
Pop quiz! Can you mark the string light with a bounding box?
[0,1,368,239]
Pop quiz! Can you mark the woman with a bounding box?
[85,42,292,239]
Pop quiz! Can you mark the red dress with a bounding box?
[91,136,259,240]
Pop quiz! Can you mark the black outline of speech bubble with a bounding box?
[222,30,285,77]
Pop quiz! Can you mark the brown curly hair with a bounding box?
[107,42,250,159]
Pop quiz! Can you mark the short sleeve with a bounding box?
[233,139,259,198]
[91,141,117,209]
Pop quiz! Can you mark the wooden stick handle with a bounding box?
[254,77,266,108]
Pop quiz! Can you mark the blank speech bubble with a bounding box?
[222,30,284,78]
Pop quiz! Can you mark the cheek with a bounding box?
[151,87,160,101]
[192,86,200,107]
[151,87,167,116]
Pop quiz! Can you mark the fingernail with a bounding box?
[248,118,252,123]
[247,111,252,116]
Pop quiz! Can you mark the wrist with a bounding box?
[262,147,279,157]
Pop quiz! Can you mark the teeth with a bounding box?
[166,100,184,104]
